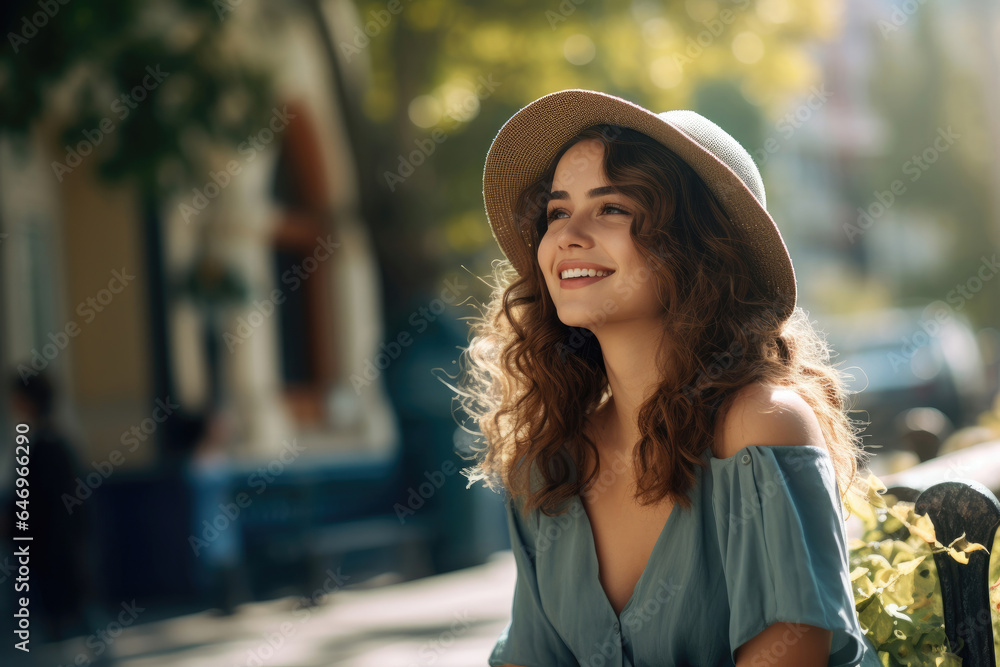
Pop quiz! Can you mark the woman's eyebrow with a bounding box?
[547,186,618,201]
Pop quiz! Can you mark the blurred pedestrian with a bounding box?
[182,403,250,614]
[1,369,99,645]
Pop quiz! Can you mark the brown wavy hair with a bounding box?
[451,124,872,517]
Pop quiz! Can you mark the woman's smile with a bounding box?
[559,272,613,289]
[556,261,617,289]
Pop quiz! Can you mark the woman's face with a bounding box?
[537,138,665,331]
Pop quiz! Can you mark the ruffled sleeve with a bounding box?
[711,445,876,666]
[488,496,578,667]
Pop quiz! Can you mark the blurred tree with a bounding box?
[0,0,277,195]
[350,0,848,308]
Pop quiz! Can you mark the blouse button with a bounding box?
[741,453,751,465]
[613,622,620,634]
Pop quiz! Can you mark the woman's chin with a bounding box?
[556,312,603,332]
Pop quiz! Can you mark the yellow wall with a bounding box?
[48,120,156,469]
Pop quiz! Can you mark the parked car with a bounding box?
[820,303,992,464]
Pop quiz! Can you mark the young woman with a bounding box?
[454,89,882,666]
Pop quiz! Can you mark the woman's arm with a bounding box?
[735,622,832,666]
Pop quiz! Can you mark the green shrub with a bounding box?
[845,473,994,666]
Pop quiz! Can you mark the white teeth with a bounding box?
[560,268,613,279]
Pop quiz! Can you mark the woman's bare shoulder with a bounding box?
[711,381,827,460]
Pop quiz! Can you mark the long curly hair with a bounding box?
[452,124,872,517]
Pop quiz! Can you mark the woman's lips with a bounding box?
[559,274,613,289]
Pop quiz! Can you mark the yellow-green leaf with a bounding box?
[865,472,888,508]
[894,556,926,576]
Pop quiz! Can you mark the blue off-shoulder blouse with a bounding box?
[488,445,882,666]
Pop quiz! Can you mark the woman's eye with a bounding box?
[603,203,631,216]
[545,209,567,224]
[544,203,630,226]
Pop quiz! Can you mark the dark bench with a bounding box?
[880,479,1000,665]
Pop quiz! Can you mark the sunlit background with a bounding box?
[1,0,999,665]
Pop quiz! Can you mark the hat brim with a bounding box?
[482,88,796,318]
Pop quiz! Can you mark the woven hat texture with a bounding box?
[482,88,797,320]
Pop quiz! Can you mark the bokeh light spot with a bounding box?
[564,34,596,66]
[756,0,793,24]
[408,95,442,128]
[732,31,765,64]
[650,56,683,89]
[642,17,676,49]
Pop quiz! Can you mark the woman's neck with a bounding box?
[593,320,671,455]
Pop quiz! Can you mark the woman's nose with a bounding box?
[555,212,594,249]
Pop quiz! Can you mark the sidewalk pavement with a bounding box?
[8,552,517,667]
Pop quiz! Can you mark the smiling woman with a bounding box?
[451,89,882,666]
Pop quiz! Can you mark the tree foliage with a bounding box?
[0,0,278,196]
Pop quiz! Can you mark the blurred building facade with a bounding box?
[0,0,396,468]
[0,0,407,608]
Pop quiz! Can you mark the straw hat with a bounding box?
[482,88,797,321]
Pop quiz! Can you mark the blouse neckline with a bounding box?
[570,445,831,622]
[571,449,710,621]
[572,492,683,621]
